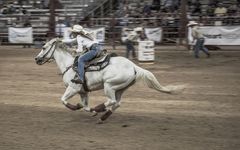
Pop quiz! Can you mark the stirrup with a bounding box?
[71,79,84,84]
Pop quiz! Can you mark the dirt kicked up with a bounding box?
[0,46,239,150]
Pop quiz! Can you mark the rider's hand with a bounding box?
[56,38,63,42]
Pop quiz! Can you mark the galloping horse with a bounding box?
[35,38,185,123]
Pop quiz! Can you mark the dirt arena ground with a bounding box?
[0,45,239,150]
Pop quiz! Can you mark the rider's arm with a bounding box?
[62,38,77,44]
[127,31,138,42]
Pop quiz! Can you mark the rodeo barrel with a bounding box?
[138,40,155,63]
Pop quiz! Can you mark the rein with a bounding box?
[61,65,72,77]
[41,41,57,64]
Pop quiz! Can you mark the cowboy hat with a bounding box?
[69,25,90,35]
[187,21,199,27]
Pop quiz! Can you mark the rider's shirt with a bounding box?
[127,31,139,42]
[63,35,98,53]
[191,26,204,39]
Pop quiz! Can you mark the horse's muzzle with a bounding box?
[35,57,43,65]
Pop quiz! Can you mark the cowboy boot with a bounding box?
[71,79,84,84]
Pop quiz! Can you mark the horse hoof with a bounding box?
[76,103,83,109]
[91,111,98,117]
[97,119,104,124]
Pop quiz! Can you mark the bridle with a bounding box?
[40,41,57,65]
[61,65,72,77]
[39,40,73,77]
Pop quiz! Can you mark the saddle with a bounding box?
[72,49,117,72]
[72,50,117,91]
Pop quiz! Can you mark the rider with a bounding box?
[62,25,102,84]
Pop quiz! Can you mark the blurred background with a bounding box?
[0,0,240,48]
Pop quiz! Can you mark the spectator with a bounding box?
[166,14,176,26]
[209,0,219,7]
[173,0,180,10]
[41,0,49,9]
[206,4,215,17]
[143,2,151,16]
[55,19,66,37]
[7,3,16,14]
[226,5,237,25]
[160,13,168,26]
[151,0,161,11]
[18,8,31,26]
[47,0,62,9]
[214,3,227,17]
[192,0,202,15]
[1,6,8,14]
[17,0,29,5]
[23,9,31,27]
[109,14,117,49]
[23,19,31,27]
[119,13,129,26]
[162,0,178,12]
[64,16,71,27]
[227,4,237,15]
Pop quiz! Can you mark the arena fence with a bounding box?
[1,14,240,47]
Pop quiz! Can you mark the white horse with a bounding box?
[35,38,185,123]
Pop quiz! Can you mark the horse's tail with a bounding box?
[134,66,186,94]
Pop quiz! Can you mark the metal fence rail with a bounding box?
[1,13,240,45]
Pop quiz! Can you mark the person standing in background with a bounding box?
[187,21,210,58]
[214,2,227,17]
[124,27,144,59]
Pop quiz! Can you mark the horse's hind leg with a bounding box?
[91,83,117,113]
[98,101,121,123]
[109,89,125,112]
[98,89,124,123]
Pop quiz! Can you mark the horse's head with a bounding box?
[35,38,59,65]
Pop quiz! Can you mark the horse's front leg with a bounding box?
[79,92,91,111]
[80,93,98,116]
[61,86,83,111]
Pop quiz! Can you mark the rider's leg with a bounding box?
[61,86,83,111]
[78,50,97,80]
[72,50,98,84]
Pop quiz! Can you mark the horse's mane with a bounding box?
[48,38,75,56]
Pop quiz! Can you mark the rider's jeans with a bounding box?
[194,38,209,58]
[77,44,101,81]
